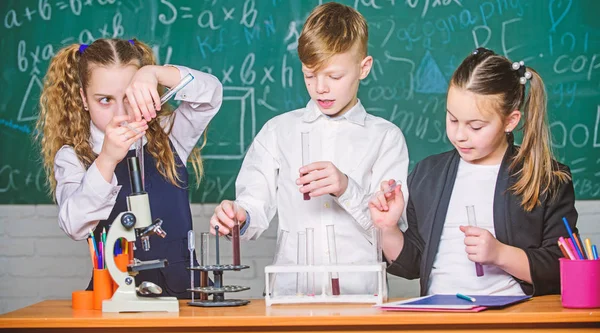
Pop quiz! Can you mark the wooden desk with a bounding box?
[0,296,598,332]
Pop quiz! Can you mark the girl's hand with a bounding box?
[368,179,404,231]
[99,115,147,166]
[125,66,161,122]
[460,225,505,265]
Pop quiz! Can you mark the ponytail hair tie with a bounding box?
[78,44,89,54]
[128,39,135,45]
[512,60,532,85]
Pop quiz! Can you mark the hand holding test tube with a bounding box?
[369,179,403,215]
[120,73,194,190]
[466,205,485,277]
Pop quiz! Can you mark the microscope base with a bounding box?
[103,296,179,313]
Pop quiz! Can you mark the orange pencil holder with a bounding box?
[93,269,113,310]
[560,258,600,308]
[71,290,94,310]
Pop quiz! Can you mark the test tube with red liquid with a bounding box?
[232,202,241,268]
[301,132,310,200]
[466,205,484,277]
[326,225,340,296]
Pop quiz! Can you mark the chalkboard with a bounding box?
[1,0,599,204]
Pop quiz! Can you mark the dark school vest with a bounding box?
[87,141,199,298]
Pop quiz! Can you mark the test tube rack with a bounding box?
[187,225,250,307]
[264,263,387,306]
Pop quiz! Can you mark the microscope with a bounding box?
[102,156,179,313]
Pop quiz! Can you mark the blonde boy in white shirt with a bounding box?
[209,2,409,295]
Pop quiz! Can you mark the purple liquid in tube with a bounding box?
[232,223,241,267]
[466,205,485,277]
[331,277,340,296]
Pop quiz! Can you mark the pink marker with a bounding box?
[558,236,576,260]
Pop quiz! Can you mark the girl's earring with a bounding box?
[83,105,89,111]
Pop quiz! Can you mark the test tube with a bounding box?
[232,202,241,268]
[306,227,315,296]
[326,225,340,296]
[268,229,289,296]
[466,205,484,277]
[200,232,209,300]
[301,132,310,200]
[160,73,194,106]
[187,230,195,301]
[296,231,306,295]
[136,140,144,189]
[372,227,383,263]
[126,73,194,191]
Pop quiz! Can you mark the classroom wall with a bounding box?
[0,201,598,314]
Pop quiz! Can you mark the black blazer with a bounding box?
[387,144,578,296]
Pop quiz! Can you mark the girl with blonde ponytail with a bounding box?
[369,48,577,297]
[37,38,223,298]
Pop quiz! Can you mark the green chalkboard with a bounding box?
[1,0,599,203]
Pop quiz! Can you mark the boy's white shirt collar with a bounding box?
[90,120,147,155]
[303,99,367,126]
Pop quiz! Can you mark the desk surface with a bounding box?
[0,296,598,332]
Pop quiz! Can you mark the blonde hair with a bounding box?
[298,2,368,71]
[450,48,570,211]
[36,38,205,198]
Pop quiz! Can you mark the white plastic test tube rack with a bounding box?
[264,262,387,306]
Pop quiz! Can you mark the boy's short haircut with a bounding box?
[298,2,368,71]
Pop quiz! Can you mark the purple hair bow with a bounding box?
[78,44,89,54]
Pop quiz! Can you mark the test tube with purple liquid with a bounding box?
[466,205,484,277]
[326,225,340,296]
[232,202,241,268]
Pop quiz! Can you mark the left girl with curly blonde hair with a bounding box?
[36,38,223,298]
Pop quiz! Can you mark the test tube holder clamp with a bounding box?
[187,264,251,307]
[264,263,387,306]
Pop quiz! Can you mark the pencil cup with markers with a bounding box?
[72,234,129,310]
[558,217,600,308]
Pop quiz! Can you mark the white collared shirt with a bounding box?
[236,99,409,295]
[53,66,223,240]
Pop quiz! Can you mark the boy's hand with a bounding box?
[125,66,161,122]
[369,180,404,231]
[98,115,147,166]
[209,200,247,236]
[460,225,505,265]
[297,162,348,198]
